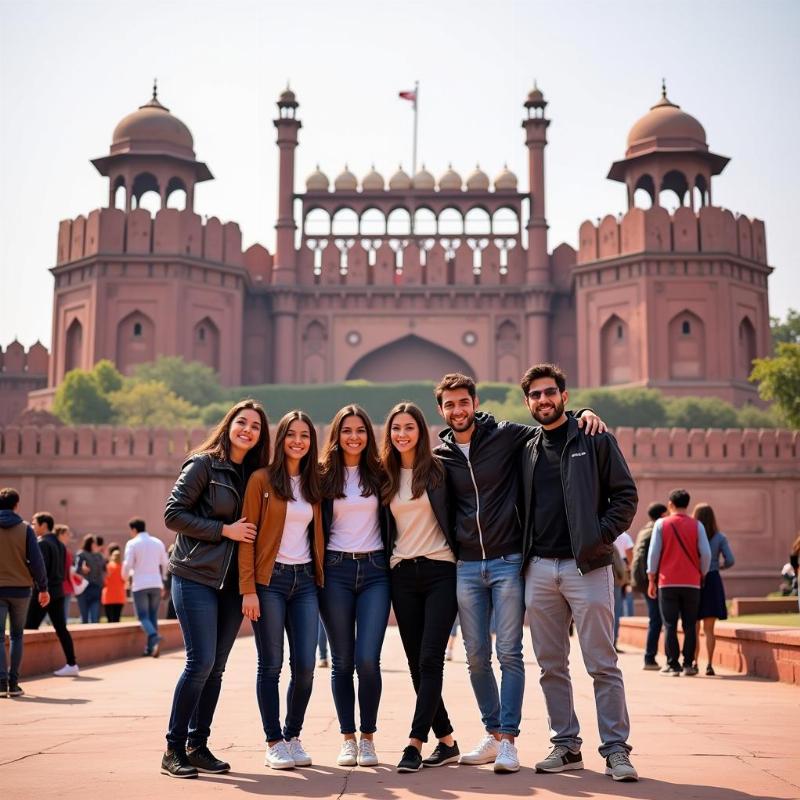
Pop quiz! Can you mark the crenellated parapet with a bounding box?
[55,208,249,269]
[0,340,49,376]
[577,206,767,266]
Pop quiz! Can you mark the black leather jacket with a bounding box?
[164,453,245,590]
[519,416,638,574]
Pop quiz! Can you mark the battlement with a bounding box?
[0,424,796,470]
[0,340,49,376]
[577,206,767,266]
[55,208,251,270]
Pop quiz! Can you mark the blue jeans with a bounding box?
[317,617,328,660]
[78,583,102,623]
[456,554,525,737]
[318,550,391,735]
[133,588,161,652]
[252,563,319,742]
[0,595,31,682]
[166,575,243,750]
[644,593,663,663]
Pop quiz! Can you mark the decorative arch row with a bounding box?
[632,171,709,210]
[112,173,190,212]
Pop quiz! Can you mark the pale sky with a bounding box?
[1,0,798,350]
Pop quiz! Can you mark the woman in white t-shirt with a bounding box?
[318,404,390,768]
[381,402,461,773]
[239,411,326,770]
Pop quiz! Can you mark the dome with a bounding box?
[111,90,194,159]
[525,83,546,108]
[438,164,462,191]
[466,165,490,191]
[279,86,297,106]
[388,165,411,190]
[334,165,358,191]
[412,165,435,190]
[626,88,707,156]
[305,165,329,192]
[362,165,385,191]
[494,164,518,191]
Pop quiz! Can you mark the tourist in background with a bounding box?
[123,518,169,655]
[317,617,329,668]
[381,402,461,773]
[161,399,269,779]
[164,544,177,619]
[790,534,800,612]
[55,524,76,621]
[318,405,390,769]
[612,530,634,651]
[630,503,668,670]
[103,545,127,623]
[0,487,49,697]
[25,512,79,676]
[75,535,106,623]
[693,503,735,676]
[240,410,324,770]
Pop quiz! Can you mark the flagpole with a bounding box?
[412,80,419,177]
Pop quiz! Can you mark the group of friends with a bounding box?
[159,363,644,782]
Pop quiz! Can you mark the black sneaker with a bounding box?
[0,678,8,697]
[661,665,682,676]
[397,745,423,773]
[422,740,460,767]
[187,745,231,773]
[7,680,24,697]
[161,749,199,778]
[683,663,698,676]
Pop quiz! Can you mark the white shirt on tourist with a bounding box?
[276,476,313,564]
[328,466,382,553]
[614,531,634,561]
[122,531,169,592]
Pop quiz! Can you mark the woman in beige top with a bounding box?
[380,402,461,773]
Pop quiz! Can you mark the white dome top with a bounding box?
[389,165,411,190]
[466,165,490,191]
[362,165,385,191]
[334,165,358,191]
[438,165,462,191]
[494,164,518,191]
[305,165,329,192]
[412,165,435,190]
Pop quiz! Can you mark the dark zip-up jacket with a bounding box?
[434,412,534,561]
[165,453,245,590]
[38,532,67,599]
[382,473,458,562]
[519,416,638,574]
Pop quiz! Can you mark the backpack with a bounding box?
[630,523,653,594]
[611,545,627,586]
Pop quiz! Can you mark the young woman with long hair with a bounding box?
[318,404,390,768]
[161,399,269,778]
[239,411,325,770]
[75,534,106,624]
[693,502,735,676]
[381,402,461,773]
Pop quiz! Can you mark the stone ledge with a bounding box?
[729,596,799,616]
[618,616,800,684]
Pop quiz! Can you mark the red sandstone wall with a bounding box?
[0,424,797,597]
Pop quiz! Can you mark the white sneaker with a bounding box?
[264,740,295,770]
[337,739,358,766]
[53,663,79,677]
[357,738,379,767]
[493,739,520,773]
[287,737,312,767]
[459,733,499,765]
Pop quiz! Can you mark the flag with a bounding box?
[398,89,417,105]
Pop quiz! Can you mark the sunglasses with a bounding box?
[526,386,561,401]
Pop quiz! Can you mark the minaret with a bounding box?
[522,83,550,285]
[273,85,301,284]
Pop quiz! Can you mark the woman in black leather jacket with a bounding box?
[160,399,270,779]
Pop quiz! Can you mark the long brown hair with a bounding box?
[189,398,270,476]
[790,534,800,558]
[381,401,443,504]
[269,411,321,504]
[693,503,719,542]
[320,405,382,499]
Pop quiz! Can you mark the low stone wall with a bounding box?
[729,597,799,615]
[8,620,252,678]
[618,617,800,685]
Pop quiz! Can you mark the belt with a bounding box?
[338,550,381,560]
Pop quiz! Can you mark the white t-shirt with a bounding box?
[276,476,313,564]
[456,442,471,459]
[328,466,382,553]
[614,531,634,562]
[122,532,169,592]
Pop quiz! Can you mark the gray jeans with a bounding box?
[525,557,631,757]
[1,595,32,682]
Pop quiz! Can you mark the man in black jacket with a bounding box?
[433,372,604,774]
[518,363,638,782]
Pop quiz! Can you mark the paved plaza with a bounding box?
[1,627,797,800]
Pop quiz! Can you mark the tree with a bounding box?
[93,359,124,394]
[53,370,113,424]
[770,308,800,349]
[109,380,201,427]
[132,356,224,408]
[664,396,738,429]
[749,343,800,428]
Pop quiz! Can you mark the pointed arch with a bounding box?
[668,309,706,379]
[600,314,631,385]
[193,316,220,372]
[737,316,757,380]
[64,318,83,373]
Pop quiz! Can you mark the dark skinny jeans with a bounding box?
[644,593,663,663]
[25,594,76,666]
[0,595,32,681]
[658,586,700,669]
[390,558,458,742]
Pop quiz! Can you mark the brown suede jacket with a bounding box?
[238,468,325,595]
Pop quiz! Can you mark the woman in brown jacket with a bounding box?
[239,410,325,771]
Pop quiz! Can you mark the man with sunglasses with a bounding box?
[519,363,639,782]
